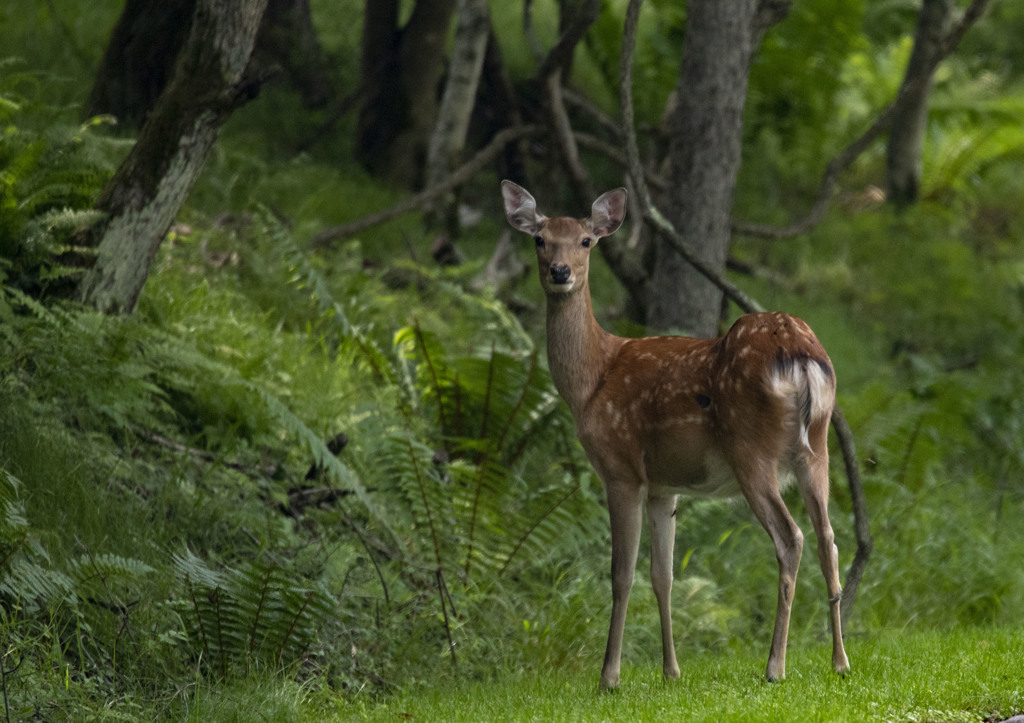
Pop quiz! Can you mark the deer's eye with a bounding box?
[581,237,592,248]
[533,235,544,248]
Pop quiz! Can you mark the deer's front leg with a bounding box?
[648,494,680,680]
[600,481,643,690]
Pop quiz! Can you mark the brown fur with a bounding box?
[500,181,850,688]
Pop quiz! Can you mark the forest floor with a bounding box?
[337,627,1023,723]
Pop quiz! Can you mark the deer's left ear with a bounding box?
[590,188,627,239]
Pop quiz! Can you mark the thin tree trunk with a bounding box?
[886,0,955,207]
[355,0,457,186]
[84,0,195,127]
[252,0,333,108]
[480,30,529,183]
[647,0,757,336]
[77,0,269,314]
[424,0,492,231]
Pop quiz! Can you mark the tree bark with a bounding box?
[354,0,457,187]
[85,0,329,128]
[886,0,955,207]
[646,0,757,336]
[84,0,195,127]
[77,0,269,314]
[424,0,492,231]
[251,0,333,108]
[479,30,529,184]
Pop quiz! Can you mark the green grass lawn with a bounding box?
[339,628,1023,723]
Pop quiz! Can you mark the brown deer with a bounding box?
[500,180,850,689]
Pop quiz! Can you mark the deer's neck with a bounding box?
[545,285,618,420]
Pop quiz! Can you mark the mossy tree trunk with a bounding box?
[77,0,268,314]
[424,0,491,233]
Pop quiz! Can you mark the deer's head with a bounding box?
[501,181,627,297]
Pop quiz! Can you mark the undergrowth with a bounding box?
[2,4,1024,718]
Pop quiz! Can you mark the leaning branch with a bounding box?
[311,124,541,249]
[832,406,873,623]
[731,0,990,240]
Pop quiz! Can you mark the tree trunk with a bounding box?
[886,0,955,207]
[84,0,195,127]
[646,0,757,337]
[355,0,457,187]
[86,0,329,128]
[77,0,269,314]
[424,0,492,231]
[251,0,333,108]
[480,30,529,184]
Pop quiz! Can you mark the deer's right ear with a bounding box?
[501,180,545,235]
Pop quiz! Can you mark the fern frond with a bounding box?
[67,552,155,598]
[0,557,77,611]
[172,549,334,675]
[0,472,29,565]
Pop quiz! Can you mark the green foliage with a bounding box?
[747,0,867,153]
[925,80,1024,206]
[348,628,1024,723]
[173,549,334,677]
[0,60,126,292]
[3,1,1024,718]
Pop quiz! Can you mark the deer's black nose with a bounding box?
[550,264,571,284]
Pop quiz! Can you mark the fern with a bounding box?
[172,549,334,676]
[357,324,604,587]
[0,69,123,292]
[66,552,156,603]
[0,472,28,555]
[0,472,75,613]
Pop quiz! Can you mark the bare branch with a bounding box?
[619,0,650,212]
[311,124,541,249]
[750,0,791,54]
[573,132,667,192]
[535,0,601,81]
[562,86,624,141]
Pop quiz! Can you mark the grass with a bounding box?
[341,628,1023,723]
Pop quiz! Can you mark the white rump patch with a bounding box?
[768,359,834,453]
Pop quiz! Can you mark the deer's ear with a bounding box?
[501,180,545,235]
[589,188,627,238]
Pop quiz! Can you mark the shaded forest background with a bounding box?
[1,0,1024,719]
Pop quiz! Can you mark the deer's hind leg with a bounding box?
[795,426,850,676]
[735,458,804,682]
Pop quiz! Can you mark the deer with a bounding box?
[500,180,850,690]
